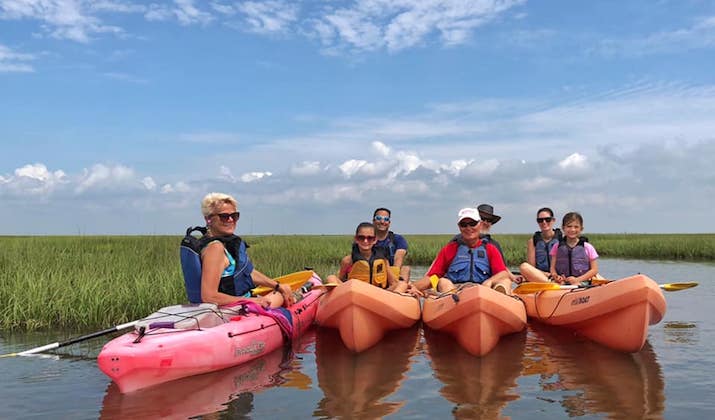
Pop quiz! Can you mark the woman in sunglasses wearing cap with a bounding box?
[412,207,513,295]
[519,207,563,282]
[198,192,293,308]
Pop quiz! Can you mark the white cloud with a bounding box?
[173,0,213,26]
[372,140,391,157]
[310,0,525,53]
[339,159,367,178]
[142,176,156,190]
[558,152,588,170]
[0,0,125,42]
[0,43,36,72]
[220,165,236,182]
[75,163,135,193]
[103,71,148,84]
[237,0,298,34]
[290,161,321,176]
[240,171,272,182]
[596,15,715,57]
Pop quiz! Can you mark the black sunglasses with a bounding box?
[537,217,554,223]
[213,212,240,222]
[458,220,479,228]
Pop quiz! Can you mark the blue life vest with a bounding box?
[374,231,397,265]
[554,237,590,277]
[532,228,563,271]
[446,240,491,284]
[180,226,254,303]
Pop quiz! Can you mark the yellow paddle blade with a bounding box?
[429,275,439,290]
[660,282,698,291]
[313,283,340,289]
[513,282,564,294]
[251,270,314,296]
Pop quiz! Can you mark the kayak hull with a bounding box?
[97,272,323,393]
[422,285,527,356]
[315,279,421,352]
[520,274,666,352]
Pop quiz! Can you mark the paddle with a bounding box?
[430,275,439,291]
[312,283,340,290]
[514,281,699,294]
[0,320,139,358]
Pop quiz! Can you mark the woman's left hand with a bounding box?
[278,283,294,306]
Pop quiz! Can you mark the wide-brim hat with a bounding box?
[477,204,501,224]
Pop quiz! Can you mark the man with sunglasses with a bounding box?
[373,207,411,281]
[412,207,512,295]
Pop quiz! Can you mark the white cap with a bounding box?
[457,207,480,224]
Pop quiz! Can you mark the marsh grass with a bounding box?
[1,233,712,330]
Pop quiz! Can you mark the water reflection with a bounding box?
[663,321,699,344]
[525,323,665,419]
[424,328,525,419]
[99,337,313,419]
[313,325,419,418]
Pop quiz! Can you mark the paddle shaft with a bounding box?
[3,321,138,357]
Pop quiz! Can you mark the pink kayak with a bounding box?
[518,274,666,352]
[422,284,527,356]
[98,271,323,393]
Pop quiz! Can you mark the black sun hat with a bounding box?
[477,204,501,224]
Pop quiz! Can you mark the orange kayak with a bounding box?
[422,284,527,356]
[518,274,667,352]
[315,280,421,352]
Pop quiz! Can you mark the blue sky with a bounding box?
[1,0,714,235]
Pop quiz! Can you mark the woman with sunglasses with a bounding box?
[518,208,563,283]
[412,207,512,295]
[326,222,411,293]
[198,192,293,308]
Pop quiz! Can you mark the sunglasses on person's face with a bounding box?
[374,215,390,222]
[213,212,240,222]
[355,235,376,242]
[458,220,479,228]
[537,217,554,223]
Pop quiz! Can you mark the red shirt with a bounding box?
[426,240,507,278]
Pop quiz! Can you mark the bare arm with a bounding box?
[200,242,247,305]
[251,269,293,306]
[392,249,407,268]
[337,255,352,282]
[526,238,536,266]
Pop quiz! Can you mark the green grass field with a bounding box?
[1,234,712,330]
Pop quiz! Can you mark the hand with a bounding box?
[565,276,579,285]
[256,296,270,308]
[407,284,423,297]
[278,283,294,306]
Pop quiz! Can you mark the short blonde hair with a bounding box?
[201,192,238,217]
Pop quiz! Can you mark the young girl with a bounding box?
[550,212,599,285]
[326,222,410,293]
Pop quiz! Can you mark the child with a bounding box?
[326,222,410,293]
[549,212,599,285]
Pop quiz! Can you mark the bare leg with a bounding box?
[519,262,551,283]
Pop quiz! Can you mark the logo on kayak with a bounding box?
[235,340,265,357]
[571,295,590,306]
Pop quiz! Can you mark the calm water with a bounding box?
[1,259,713,419]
